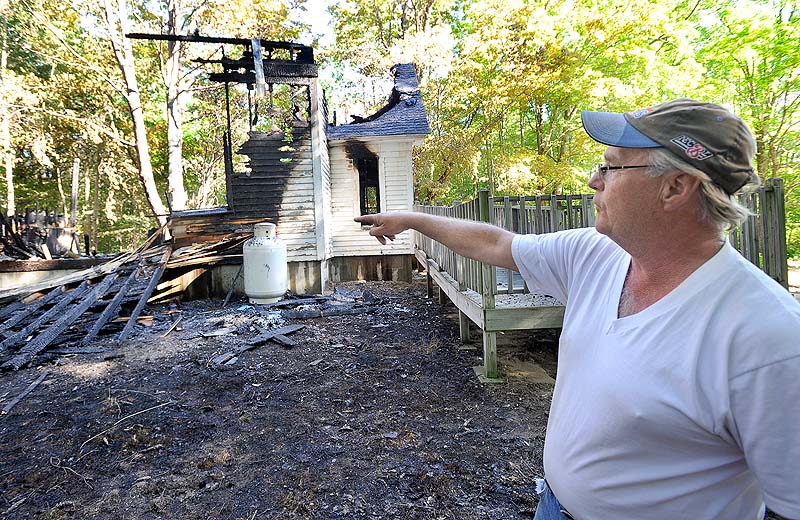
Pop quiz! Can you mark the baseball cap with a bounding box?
[581,98,757,194]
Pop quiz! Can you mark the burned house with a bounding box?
[159,36,429,295]
[326,64,430,283]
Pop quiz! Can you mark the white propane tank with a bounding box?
[243,222,288,304]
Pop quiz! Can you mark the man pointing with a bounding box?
[355,99,800,519]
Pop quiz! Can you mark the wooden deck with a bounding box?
[416,250,564,333]
[415,180,789,381]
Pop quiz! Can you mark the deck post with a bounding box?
[477,189,499,380]
[426,257,434,298]
[438,285,447,304]
[767,178,788,288]
[453,201,471,342]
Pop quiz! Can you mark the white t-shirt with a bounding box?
[511,227,800,520]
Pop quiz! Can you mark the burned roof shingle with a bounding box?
[327,63,431,140]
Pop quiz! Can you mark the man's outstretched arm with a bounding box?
[354,211,519,272]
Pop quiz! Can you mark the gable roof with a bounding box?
[327,63,431,140]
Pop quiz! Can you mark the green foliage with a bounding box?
[4,0,799,259]
[2,0,304,252]
[326,0,800,260]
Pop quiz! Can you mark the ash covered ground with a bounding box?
[1,275,561,519]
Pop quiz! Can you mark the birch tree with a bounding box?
[102,0,169,228]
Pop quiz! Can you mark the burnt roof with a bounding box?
[327,63,431,140]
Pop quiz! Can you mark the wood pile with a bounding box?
[0,230,171,371]
[0,211,45,259]
[150,233,251,303]
[0,228,259,371]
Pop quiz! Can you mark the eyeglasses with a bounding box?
[596,163,653,180]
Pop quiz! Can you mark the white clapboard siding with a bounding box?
[318,101,333,258]
[234,129,319,262]
[328,139,416,257]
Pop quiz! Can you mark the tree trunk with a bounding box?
[1,18,14,216]
[56,167,67,222]
[166,0,187,211]
[70,156,79,227]
[91,163,100,253]
[103,0,169,231]
[84,161,92,253]
[2,105,13,216]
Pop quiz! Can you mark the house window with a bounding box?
[357,157,380,215]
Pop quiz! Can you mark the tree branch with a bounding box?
[11,104,135,147]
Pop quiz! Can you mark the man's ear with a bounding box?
[661,172,701,211]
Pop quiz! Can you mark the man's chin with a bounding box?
[593,216,608,236]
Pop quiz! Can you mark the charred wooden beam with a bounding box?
[222,265,244,308]
[2,274,119,370]
[211,324,305,365]
[1,369,51,414]
[0,301,24,321]
[246,324,305,347]
[126,33,314,63]
[0,281,90,355]
[0,257,110,273]
[0,286,64,335]
[118,248,172,341]
[208,71,315,85]
[82,265,140,344]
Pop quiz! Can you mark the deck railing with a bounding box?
[728,178,788,287]
[414,178,789,303]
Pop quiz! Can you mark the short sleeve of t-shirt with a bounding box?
[511,227,621,304]
[727,307,800,518]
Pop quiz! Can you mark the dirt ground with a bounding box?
[0,273,790,519]
[0,275,560,519]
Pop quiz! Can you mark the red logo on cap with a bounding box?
[670,135,714,161]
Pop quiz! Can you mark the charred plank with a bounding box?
[211,324,305,365]
[0,286,64,335]
[118,248,172,341]
[2,273,119,370]
[0,281,90,355]
[82,265,141,344]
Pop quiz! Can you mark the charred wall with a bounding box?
[231,128,313,216]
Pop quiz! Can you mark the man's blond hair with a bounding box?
[647,149,760,232]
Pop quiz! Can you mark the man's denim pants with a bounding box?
[534,478,570,520]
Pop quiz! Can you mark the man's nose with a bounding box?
[588,171,602,191]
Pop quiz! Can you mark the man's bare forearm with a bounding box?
[358,211,519,271]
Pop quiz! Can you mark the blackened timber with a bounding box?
[0,286,64,335]
[208,72,315,85]
[126,33,314,63]
[222,265,244,308]
[0,301,24,321]
[1,369,51,414]
[118,248,172,341]
[82,266,140,344]
[246,324,305,346]
[199,55,318,76]
[0,281,90,354]
[211,324,304,365]
[2,274,119,370]
[0,257,110,273]
[281,305,376,319]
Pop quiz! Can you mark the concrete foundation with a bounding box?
[328,255,413,284]
[0,269,81,291]
[0,258,109,291]
[177,255,413,300]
